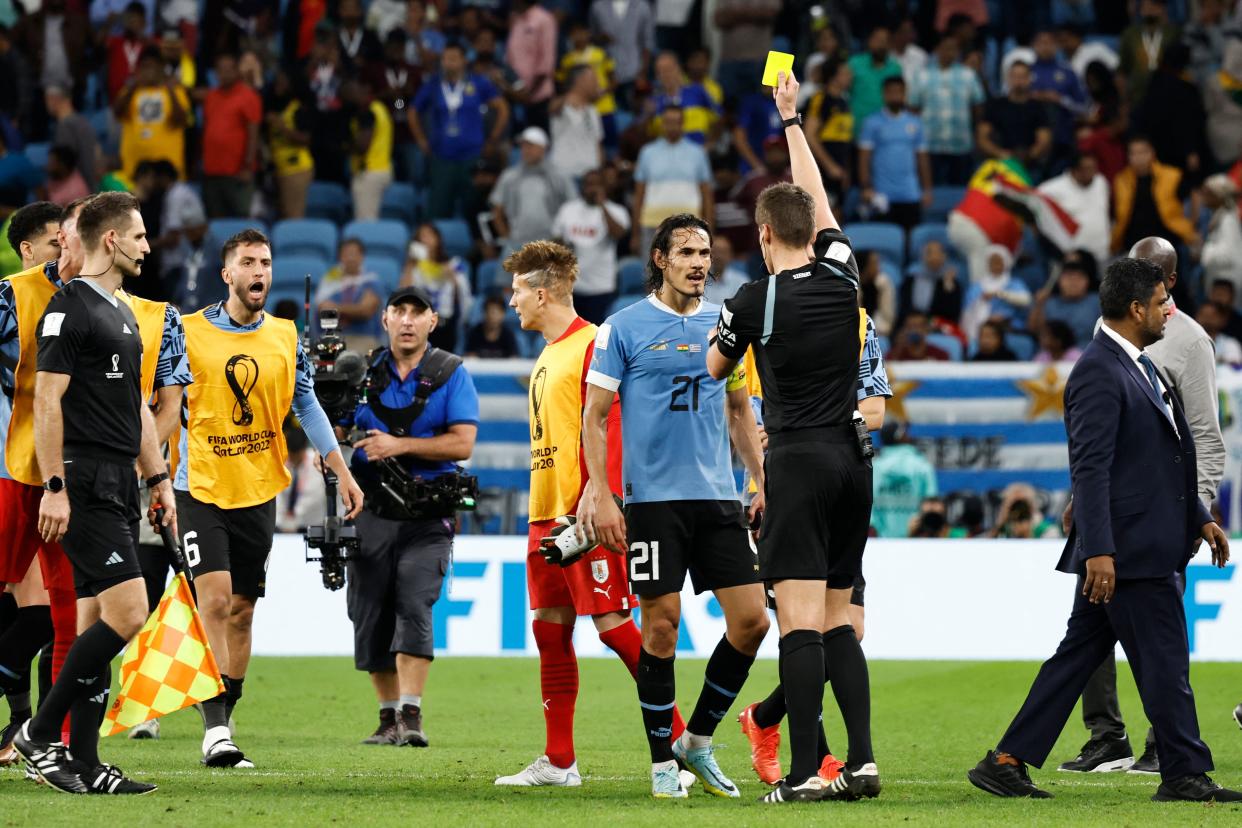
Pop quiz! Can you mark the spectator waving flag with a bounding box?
[100,572,224,737]
[988,161,1080,253]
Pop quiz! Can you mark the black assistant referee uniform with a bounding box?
[38,278,146,595]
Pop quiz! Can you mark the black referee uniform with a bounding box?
[37,279,145,596]
[714,227,872,585]
[15,277,153,795]
[714,225,877,793]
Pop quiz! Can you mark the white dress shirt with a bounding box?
[1100,322,1177,434]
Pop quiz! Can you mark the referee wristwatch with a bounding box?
[145,472,170,489]
[782,113,803,128]
[43,475,64,494]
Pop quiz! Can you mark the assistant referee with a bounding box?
[707,69,877,805]
[13,192,176,795]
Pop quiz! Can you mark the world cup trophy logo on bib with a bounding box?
[530,366,547,440]
[111,354,119,372]
[225,354,260,426]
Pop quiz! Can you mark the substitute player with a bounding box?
[14,191,175,795]
[495,241,687,788]
[707,69,878,804]
[0,200,88,763]
[582,214,769,799]
[737,313,891,786]
[177,229,363,768]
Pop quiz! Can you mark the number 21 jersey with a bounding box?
[586,294,735,504]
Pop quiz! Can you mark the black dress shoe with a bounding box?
[968,751,1053,799]
[1152,774,1242,802]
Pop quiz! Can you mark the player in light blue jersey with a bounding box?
[580,213,769,800]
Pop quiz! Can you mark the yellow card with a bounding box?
[762,51,795,87]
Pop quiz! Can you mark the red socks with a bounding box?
[599,620,686,741]
[47,586,78,744]
[532,619,578,769]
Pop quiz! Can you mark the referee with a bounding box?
[14,192,176,795]
[707,69,877,804]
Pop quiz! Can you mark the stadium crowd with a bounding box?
[3,1,1242,360]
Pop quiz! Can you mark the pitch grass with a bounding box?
[4,657,1242,826]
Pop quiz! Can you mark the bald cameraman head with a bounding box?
[344,285,479,748]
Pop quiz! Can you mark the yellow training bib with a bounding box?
[5,265,59,485]
[182,311,297,508]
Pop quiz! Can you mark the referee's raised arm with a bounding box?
[776,70,839,234]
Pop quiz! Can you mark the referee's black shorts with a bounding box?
[62,453,143,598]
[759,425,872,588]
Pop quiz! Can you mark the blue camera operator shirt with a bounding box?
[346,348,480,476]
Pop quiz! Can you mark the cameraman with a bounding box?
[340,286,479,748]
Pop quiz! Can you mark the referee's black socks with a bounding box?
[686,636,754,741]
[68,667,110,767]
[28,620,125,744]
[823,624,874,767]
[779,629,824,786]
[636,648,677,763]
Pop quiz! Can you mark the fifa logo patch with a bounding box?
[592,559,609,583]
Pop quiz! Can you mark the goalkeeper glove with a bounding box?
[538,494,624,567]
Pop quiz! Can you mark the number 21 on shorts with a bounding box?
[629,540,660,581]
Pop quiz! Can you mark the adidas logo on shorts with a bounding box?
[104,551,125,566]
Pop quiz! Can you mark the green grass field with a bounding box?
[4,657,1242,826]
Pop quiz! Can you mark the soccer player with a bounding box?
[581,214,770,799]
[495,240,687,787]
[0,200,87,763]
[737,313,891,786]
[177,229,363,768]
[707,69,879,803]
[14,191,174,795]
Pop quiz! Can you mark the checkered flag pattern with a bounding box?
[100,572,225,737]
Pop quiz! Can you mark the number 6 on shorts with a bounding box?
[629,540,660,581]
[184,530,201,568]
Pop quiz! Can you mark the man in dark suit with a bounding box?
[967,257,1241,803]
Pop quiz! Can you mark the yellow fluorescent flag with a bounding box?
[101,573,224,737]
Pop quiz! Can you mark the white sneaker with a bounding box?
[128,719,160,740]
[494,755,582,786]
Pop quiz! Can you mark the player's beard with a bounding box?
[234,280,269,313]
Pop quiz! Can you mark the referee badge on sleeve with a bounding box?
[42,312,65,336]
[591,559,609,583]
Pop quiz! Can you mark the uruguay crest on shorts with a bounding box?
[592,559,609,584]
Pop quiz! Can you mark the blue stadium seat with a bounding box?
[342,219,410,263]
[909,222,950,260]
[844,222,905,268]
[433,218,473,259]
[271,254,329,291]
[23,142,49,171]
[207,218,268,250]
[609,294,644,317]
[1006,333,1036,361]
[368,256,403,294]
[475,259,502,291]
[266,286,307,317]
[272,219,339,262]
[617,257,646,294]
[380,182,418,224]
[928,186,966,222]
[927,332,963,361]
[305,181,351,224]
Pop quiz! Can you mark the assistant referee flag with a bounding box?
[101,573,224,737]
